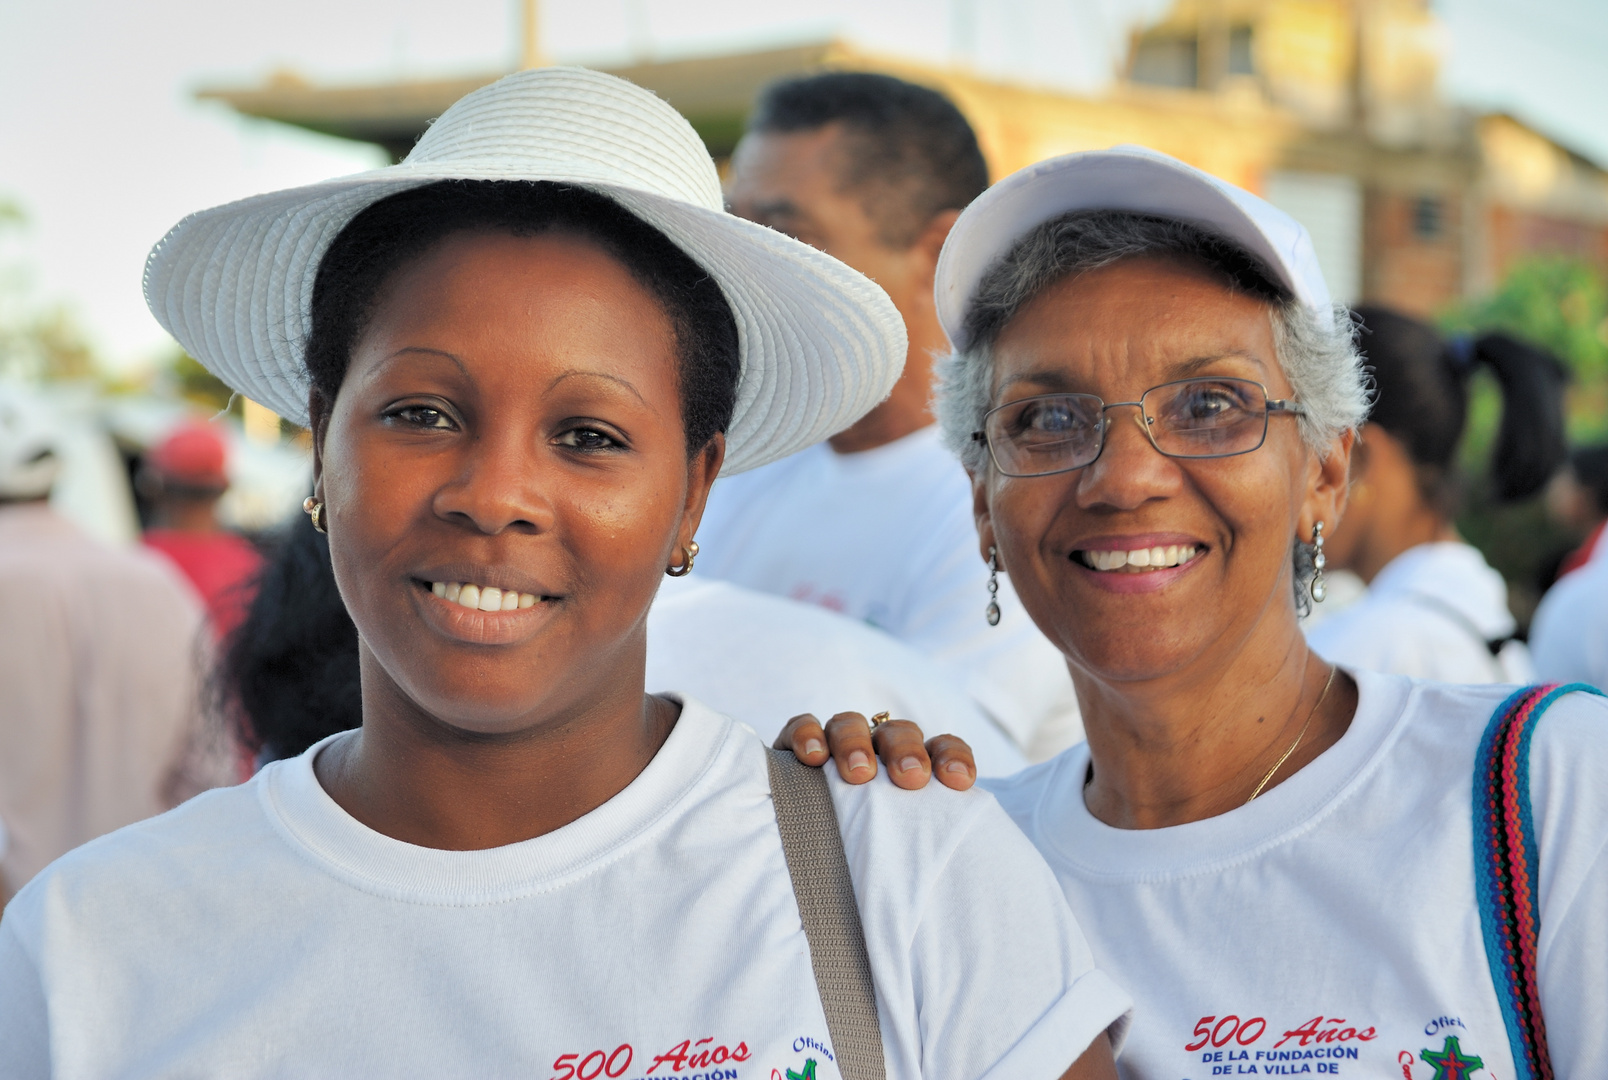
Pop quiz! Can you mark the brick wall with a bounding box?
[1362,188,1464,316]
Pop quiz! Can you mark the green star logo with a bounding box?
[1420,1035,1484,1080]
[786,1059,818,1080]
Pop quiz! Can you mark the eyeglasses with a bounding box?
[973,377,1306,479]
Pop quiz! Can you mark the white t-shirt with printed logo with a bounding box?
[983,671,1608,1080]
[0,699,1129,1080]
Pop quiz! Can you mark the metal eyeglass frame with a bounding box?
[971,376,1307,479]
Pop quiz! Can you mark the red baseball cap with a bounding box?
[148,421,229,488]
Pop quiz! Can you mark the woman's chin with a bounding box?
[1062,627,1215,686]
[389,677,568,739]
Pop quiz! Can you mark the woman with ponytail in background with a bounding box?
[1307,305,1567,682]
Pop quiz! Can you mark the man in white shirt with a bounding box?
[0,387,230,902]
[707,73,1080,757]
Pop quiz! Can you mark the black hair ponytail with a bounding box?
[1353,305,1567,511]
[1465,331,1569,501]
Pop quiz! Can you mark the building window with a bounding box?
[1228,26,1255,75]
[1131,36,1199,89]
[1413,196,1444,239]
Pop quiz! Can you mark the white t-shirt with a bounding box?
[646,577,1026,777]
[0,699,1128,1079]
[695,425,1080,758]
[984,671,1608,1080]
[1530,545,1608,688]
[1306,542,1534,683]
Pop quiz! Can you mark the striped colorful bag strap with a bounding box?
[1472,682,1604,1080]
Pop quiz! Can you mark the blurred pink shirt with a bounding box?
[0,504,231,901]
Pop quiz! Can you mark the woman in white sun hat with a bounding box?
[783,146,1608,1079]
[0,69,1127,1079]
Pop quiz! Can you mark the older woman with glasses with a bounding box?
[785,147,1608,1079]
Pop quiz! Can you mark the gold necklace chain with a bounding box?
[1244,665,1337,804]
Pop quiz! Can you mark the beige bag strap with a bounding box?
[766,748,888,1080]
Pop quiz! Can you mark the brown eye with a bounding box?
[386,405,455,430]
[1019,399,1081,434]
[554,426,623,452]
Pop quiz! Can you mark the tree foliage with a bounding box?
[0,198,100,383]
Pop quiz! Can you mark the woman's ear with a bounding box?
[308,389,332,497]
[680,432,727,545]
[970,467,997,565]
[1303,427,1355,537]
[1348,425,1373,481]
[914,208,962,281]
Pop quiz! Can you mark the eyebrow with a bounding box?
[996,352,1271,396]
[745,198,814,229]
[373,351,652,409]
[548,368,650,407]
[1174,352,1270,378]
[379,346,471,378]
[995,368,1080,395]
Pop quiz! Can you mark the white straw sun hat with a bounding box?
[144,67,905,475]
[935,144,1331,350]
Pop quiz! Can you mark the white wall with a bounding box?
[1265,171,1364,306]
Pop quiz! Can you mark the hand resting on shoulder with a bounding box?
[773,710,979,790]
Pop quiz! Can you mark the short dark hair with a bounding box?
[306,180,740,457]
[749,72,989,248]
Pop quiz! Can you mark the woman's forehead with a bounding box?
[369,232,671,341]
[990,258,1284,393]
[351,231,681,394]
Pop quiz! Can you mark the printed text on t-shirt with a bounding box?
[549,1038,751,1080]
[1185,1014,1379,1073]
[1184,1015,1378,1052]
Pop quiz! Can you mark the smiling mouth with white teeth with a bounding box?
[1076,544,1201,573]
[427,580,550,612]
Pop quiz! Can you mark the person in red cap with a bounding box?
[140,420,263,639]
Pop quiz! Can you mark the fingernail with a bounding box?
[803,739,825,756]
[899,756,922,774]
[848,750,872,773]
[943,761,971,776]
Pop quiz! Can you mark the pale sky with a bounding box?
[0,0,1603,373]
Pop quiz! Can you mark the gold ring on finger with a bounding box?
[869,711,891,731]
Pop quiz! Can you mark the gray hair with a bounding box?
[934,209,1370,612]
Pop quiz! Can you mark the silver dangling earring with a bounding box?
[1309,521,1327,604]
[985,546,1001,626]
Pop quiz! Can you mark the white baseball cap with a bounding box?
[144,67,906,476]
[0,383,63,501]
[935,144,1331,350]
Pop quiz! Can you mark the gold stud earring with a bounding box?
[666,539,699,577]
[302,495,327,534]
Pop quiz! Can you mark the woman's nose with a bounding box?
[1076,404,1181,510]
[431,437,556,535]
